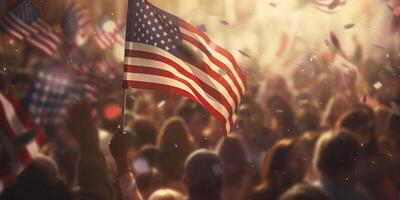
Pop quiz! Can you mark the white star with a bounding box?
[161,40,165,44]
[146,30,150,34]
[175,36,179,39]
[172,45,176,49]
[144,14,147,19]
[146,5,150,9]
[158,25,162,30]
[141,33,145,37]
[150,12,154,16]
[152,27,156,32]
[147,21,152,25]
[135,12,138,16]
[167,38,172,42]
[169,29,174,33]
[138,28,141,32]
[163,32,167,36]
[166,46,170,50]
[156,34,160,38]
[168,20,173,25]
[154,19,158,23]
[154,42,158,46]
[138,18,142,22]
[150,36,154,40]
[140,8,143,12]
[145,39,149,43]
[142,24,145,28]
[163,15,166,19]
[136,2,139,6]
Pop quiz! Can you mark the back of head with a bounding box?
[279,184,332,200]
[313,129,359,178]
[149,189,184,200]
[184,149,222,197]
[0,156,72,200]
[131,118,158,148]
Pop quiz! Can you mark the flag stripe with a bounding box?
[125,43,235,117]
[178,19,246,90]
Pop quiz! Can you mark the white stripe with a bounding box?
[124,56,231,120]
[180,27,245,92]
[31,33,57,50]
[182,40,241,103]
[26,37,53,55]
[3,16,30,37]
[9,14,37,34]
[0,93,27,136]
[0,20,24,39]
[125,42,236,114]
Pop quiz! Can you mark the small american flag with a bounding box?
[94,16,124,50]
[61,2,92,47]
[0,0,62,56]
[123,0,246,135]
[0,91,47,191]
[312,0,346,13]
[23,62,86,125]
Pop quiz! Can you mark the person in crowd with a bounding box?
[183,149,223,200]
[338,107,398,200]
[251,138,305,200]
[265,95,298,137]
[313,129,368,200]
[157,117,196,193]
[128,118,158,149]
[148,189,184,200]
[215,136,253,200]
[279,183,332,200]
[1,101,114,200]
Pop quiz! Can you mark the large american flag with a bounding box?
[123,0,246,135]
[61,2,92,47]
[0,0,62,56]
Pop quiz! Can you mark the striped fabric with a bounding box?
[312,0,346,13]
[0,0,61,56]
[123,0,246,135]
[0,91,47,191]
[94,16,124,50]
[61,2,92,47]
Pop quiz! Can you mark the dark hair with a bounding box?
[258,138,296,190]
[130,118,158,148]
[338,105,377,153]
[313,129,359,176]
[388,113,400,136]
[279,183,332,200]
[215,136,248,185]
[157,117,196,182]
[266,95,297,136]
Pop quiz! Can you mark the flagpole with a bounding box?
[121,88,127,132]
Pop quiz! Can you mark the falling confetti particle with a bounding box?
[276,109,284,113]
[372,44,385,50]
[373,82,383,90]
[344,23,355,29]
[238,50,251,58]
[390,101,400,116]
[219,20,229,25]
[324,39,330,47]
[268,2,278,7]
[174,143,178,148]
[157,100,166,109]
[362,95,368,103]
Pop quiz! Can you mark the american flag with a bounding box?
[312,0,346,13]
[61,2,92,47]
[94,16,124,50]
[23,62,86,125]
[0,0,62,56]
[123,0,246,135]
[0,91,47,191]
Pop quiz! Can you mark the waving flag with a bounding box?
[0,91,47,191]
[61,2,92,47]
[123,0,246,135]
[93,16,124,50]
[312,0,346,13]
[0,0,61,56]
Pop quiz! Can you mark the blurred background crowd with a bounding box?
[1,0,400,200]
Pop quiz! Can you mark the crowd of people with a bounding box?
[1,40,400,200]
[0,0,400,199]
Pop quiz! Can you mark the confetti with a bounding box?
[157,100,166,109]
[324,39,330,47]
[276,109,284,113]
[196,24,207,32]
[238,50,251,58]
[298,99,309,106]
[372,44,385,50]
[373,81,383,90]
[219,20,229,25]
[362,95,367,103]
[268,2,278,7]
[390,101,400,116]
[344,23,355,29]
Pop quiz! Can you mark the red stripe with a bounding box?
[181,33,244,97]
[123,80,228,135]
[2,16,30,38]
[7,14,37,35]
[178,19,246,86]
[124,50,234,117]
